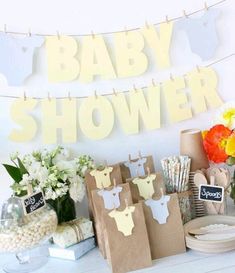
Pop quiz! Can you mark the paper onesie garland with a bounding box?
[132,174,156,199]
[98,186,122,210]
[177,9,220,60]
[90,167,113,188]
[0,34,44,85]
[145,195,170,224]
[124,158,147,177]
[109,206,135,236]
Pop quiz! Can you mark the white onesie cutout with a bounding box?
[124,158,147,177]
[109,206,135,236]
[98,186,122,210]
[145,195,170,224]
[132,174,156,200]
[90,167,113,189]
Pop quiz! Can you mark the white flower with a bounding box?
[215,101,235,129]
[22,154,37,168]
[28,162,49,183]
[56,160,76,178]
[69,176,85,202]
[52,147,70,164]
[19,174,33,186]
[10,151,19,161]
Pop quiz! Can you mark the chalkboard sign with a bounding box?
[23,191,46,215]
[199,185,224,203]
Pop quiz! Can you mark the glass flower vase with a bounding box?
[47,193,76,224]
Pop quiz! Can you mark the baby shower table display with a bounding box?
[0,186,58,273]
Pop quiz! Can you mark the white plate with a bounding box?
[184,215,235,253]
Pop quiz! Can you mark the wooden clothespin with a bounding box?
[68,91,72,101]
[113,178,117,187]
[113,88,117,96]
[128,154,132,162]
[94,90,98,99]
[147,167,150,176]
[125,198,129,208]
[47,92,51,101]
[23,91,27,101]
[138,151,142,159]
[183,10,188,18]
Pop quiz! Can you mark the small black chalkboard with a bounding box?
[199,185,224,203]
[23,191,46,215]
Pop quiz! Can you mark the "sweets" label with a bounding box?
[23,191,46,215]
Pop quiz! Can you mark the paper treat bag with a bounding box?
[141,193,186,259]
[85,164,123,219]
[120,154,155,181]
[127,172,165,203]
[180,129,209,171]
[91,183,133,258]
[103,203,152,273]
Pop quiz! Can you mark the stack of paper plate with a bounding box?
[184,215,235,253]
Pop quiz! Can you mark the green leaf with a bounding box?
[2,164,22,183]
[226,157,235,166]
[17,158,28,176]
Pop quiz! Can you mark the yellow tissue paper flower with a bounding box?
[202,130,208,139]
[215,101,235,129]
[225,135,235,156]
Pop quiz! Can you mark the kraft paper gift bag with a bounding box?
[180,129,209,171]
[141,193,186,259]
[127,172,165,203]
[85,164,123,220]
[103,203,152,273]
[120,155,155,181]
[91,183,133,258]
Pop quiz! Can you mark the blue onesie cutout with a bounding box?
[176,9,220,61]
[0,33,44,86]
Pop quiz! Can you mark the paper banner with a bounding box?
[41,98,77,144]
[9,98,38,142]
[0,34,44,85]
[79,34,116,82]
[187,67,223,114]
[163,76,192,123]
[8,67,222,143]
[114,30,148,78]
[177,9,220,60]
[142,23,173,68]
[111,85,161,134]
[46,36,79,82]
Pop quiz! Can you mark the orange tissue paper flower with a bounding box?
[203,124,232,163]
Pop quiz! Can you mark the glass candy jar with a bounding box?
[0,196,58,273]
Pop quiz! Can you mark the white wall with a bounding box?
[0,0,234,212]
